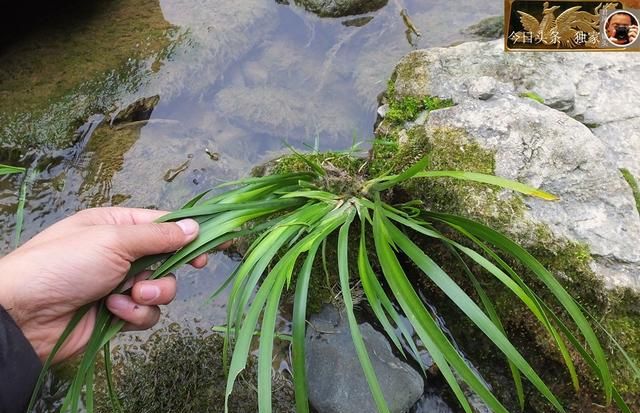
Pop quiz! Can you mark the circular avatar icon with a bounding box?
[604,10,639,47]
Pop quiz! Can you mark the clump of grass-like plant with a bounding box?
[30,155,637,413]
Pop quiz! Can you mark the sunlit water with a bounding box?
[0,0,502,410]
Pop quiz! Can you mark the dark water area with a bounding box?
[0,1,502,410]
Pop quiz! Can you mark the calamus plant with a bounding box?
[30,154,637,413]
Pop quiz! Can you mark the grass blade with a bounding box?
[410,171,558,200]
[386,220,564,412]
[426,211,612,403]
[368,155,430,192]
[292,244,321,413]
[385,208,580,394]
[449,246,525,410]
[103,341,122,412]
[27,305,92,412]
[372,201,491,413]
[258,263,290,413]
[337,209,390,413]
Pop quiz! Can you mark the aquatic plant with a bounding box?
[30,154,636,413]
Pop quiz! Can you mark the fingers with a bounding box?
[111,219,199,260]
[131,275,177,305]
[106,275,177,331]
[73,207,170,226]
[190,254,208,268]
[106,294,161,331]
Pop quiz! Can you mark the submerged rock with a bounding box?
[305,305,424,413]
[382,39,640,290]
[110,95,160,125]
[292,0,388,17]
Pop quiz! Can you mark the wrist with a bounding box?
[0,256,43,358]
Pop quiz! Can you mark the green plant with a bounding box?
[0,163,28,246]
[621,168,640,215]
[31,154,637,413]
[0,163,25,176]
[519,91,545,104]
[385,96,454,125]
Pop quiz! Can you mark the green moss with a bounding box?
[385,95,454,126]
[95,327,295,413]
[620,168,640,215]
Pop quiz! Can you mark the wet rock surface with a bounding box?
[292,0,388,17]
[305,305,424,413]
[462,16,503,39]
[384,39,640,289]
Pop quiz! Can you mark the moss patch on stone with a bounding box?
[95,326,295,413]
[383,71,454,127]
[385,96,454,126]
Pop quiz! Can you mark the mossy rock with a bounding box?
[366,113,640,410]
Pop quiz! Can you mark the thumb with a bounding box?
[111,219,199,261]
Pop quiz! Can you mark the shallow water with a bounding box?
[0,0,502,409]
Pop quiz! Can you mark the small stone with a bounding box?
[377,104,390,118]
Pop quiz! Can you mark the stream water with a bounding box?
[0,0,503,410]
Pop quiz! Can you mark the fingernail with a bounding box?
[176,219,198,236]
[109,295,132,311]
[140,285,161,302]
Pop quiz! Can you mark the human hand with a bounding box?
[0,207,210,364]
[629,25,638,43]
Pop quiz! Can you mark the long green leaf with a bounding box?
[426,211,612,403]
[104,341,123,412]
[14,168,37,247]
[398,171,558,200]
[384,208,580,393]
[292,244,321,413]
[0,164,25,175]
[159,198,304,221]
[368,155,430,192]
[258,264,290,413]
[385,220,564,412]
[338,209,390,413]
[224,271,281,412]
[373,199,490,413]
[448,246,525,410]
[27,305,92,412]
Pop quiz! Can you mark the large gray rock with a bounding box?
[385,39,640,289]
[306,305,424,413]
[293,0,388,17]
